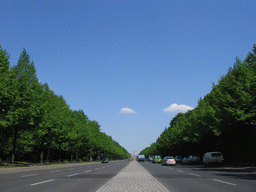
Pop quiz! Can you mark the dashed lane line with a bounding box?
[176,170,183,172]
[212,179,237,186]
[85,170,91,172]
[21,173,39,177]
[189,173,201,177]
[67,173,79,177]
[30,179,54,186]
[95,168,99,170]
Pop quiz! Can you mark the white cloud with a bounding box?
[119,107,136,114]
[163,103,194,114]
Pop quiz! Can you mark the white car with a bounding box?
[162,156,176,166]
[203,152,224,166]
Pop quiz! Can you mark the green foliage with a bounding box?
[0,45,130,162]
[140,44,256,158]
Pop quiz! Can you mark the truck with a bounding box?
[137,154,146,162]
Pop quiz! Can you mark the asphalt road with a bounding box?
[1,161,255,191]
[140,161,256,192]
[0,161,130,192]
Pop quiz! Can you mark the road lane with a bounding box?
[141,161,256,192]
[0,161,130,192]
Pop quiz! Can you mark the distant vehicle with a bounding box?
[175,156,183,163]
[148,155,154,161]
[186,155,194,165]
[182,157,189,164]
[137,154,146,162]
[203,152,224,166]
[192,156,201,164]
[162,156,176,166]
[102,158,108,163]
[152,155,162,163]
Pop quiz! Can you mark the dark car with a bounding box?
[102,158,108,163]
[175,156,183,163]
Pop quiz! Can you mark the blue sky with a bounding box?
[1,0,255,155]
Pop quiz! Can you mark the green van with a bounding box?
[152,155,162,163]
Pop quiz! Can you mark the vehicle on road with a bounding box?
[102,158,108,163]
[175,156,183,163]
[148,155,154,161]
[203,152,224,166]
[192,156,201,164]
[182,157,189,164]
[162,156,176,166]
[137,154,146,162]
[152,155,162,163]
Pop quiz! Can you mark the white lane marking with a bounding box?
[50,170,60,173]
[67,168,74,170]
[212,179,237,186]
[30,179,54,186]
[189,173,201,177]
[95,168,99,170]
[67,173,79,177]
[21,173,38,177]
[176,170,183,172]
[85,170,91,172]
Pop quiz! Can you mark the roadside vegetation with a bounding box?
[140,44,256,164]
[0,45,131,166]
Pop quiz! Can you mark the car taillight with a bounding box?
[166,160,168,161]
[174,159,176,162]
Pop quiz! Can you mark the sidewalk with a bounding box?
[97,160,170,192]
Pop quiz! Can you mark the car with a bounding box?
[203,152,224,167]
[152,155,162,163]
[101,158,108,163]
[182,157,189,164]
[162,156,176,166]
[175,156,183,163]
[192,156,201,164]
[148,155,154,161]
[185,155,194,164]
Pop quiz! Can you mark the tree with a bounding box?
[8,48,42,164]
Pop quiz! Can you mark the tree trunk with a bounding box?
[12,127,18,165]
[58,142,61,163]
[40,151,43,164]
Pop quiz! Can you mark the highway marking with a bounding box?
[212,179,237,186]
[176,170,183,172]
[189,173,201,177]
[67,173,79,177]
[21,173,38,177]
[67,168,74,170]
[30,179,54,186]
[85,170,91,172]
[95,168,99,170]
[50,170,60,173]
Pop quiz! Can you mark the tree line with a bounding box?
[140,44,256,163]
[0,46,131,164]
